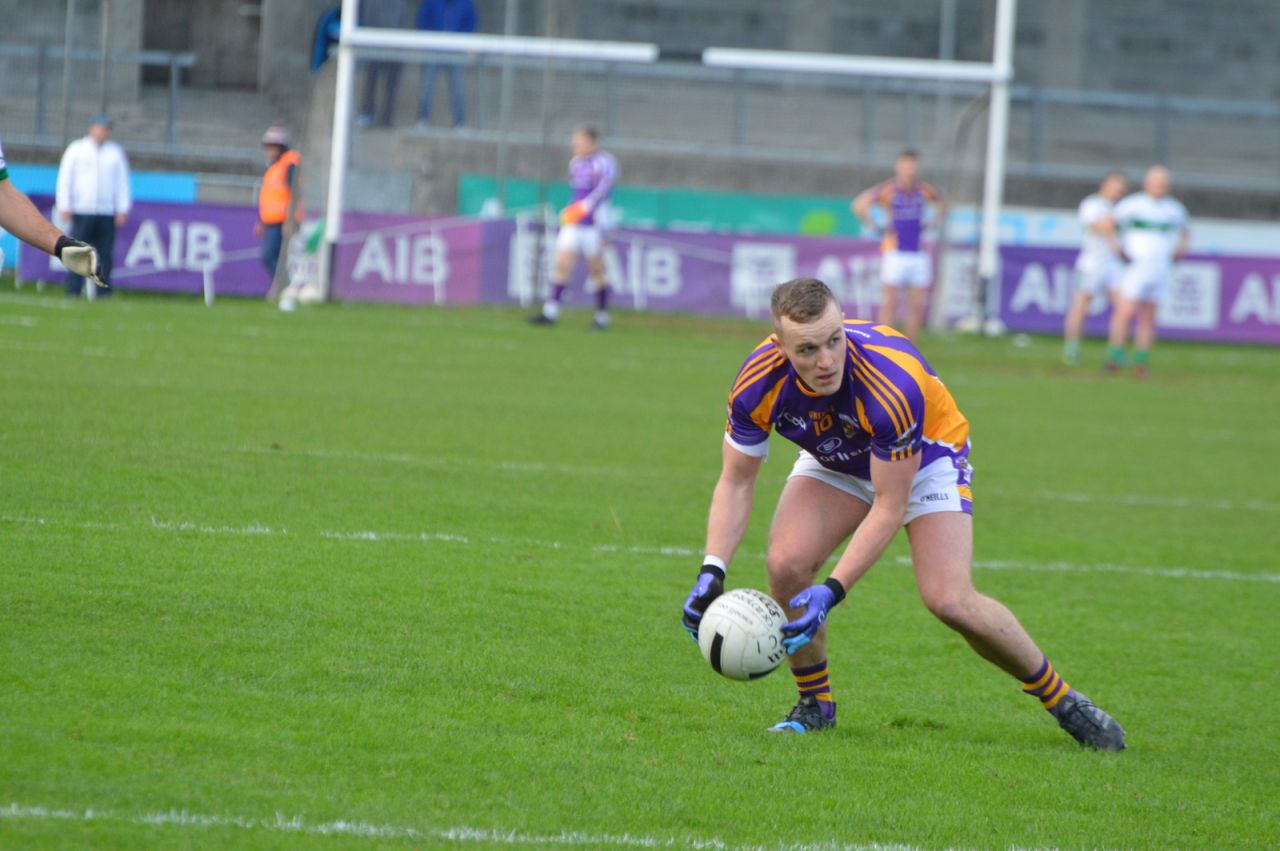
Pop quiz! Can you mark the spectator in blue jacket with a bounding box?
[312,6,341,71]
[415,0,478,127]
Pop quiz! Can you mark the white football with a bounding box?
[698,588,788,681]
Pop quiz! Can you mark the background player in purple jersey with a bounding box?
[0,139,102,285]
[530,126,618,330]
[681,278,1125,749]
[853,150,944,341]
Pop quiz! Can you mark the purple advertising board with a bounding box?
[17,195,271,297]
[19,194,1277,346]
[469,222,891,321]
[999,245,1280,345]
[329,211,493,305]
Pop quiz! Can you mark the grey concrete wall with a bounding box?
[392,132,1280,221]
[0,0,142,107]
[144,0,261,89]
[259,0,336,110]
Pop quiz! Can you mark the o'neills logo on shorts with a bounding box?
[920,492,950,502]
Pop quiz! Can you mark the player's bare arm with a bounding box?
[1090,214,1123,255]
[1174,227,1190,262]
[704,442,763,566]
[0,177,102,282]
[681,442,763,637]
[0,178,63,255]
[851,190,876,231]
[827,452,921,592]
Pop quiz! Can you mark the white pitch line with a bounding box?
[893,555,1280,584]
[1030,489,1280,513]
[0,801,930,851]
[7,434,1274,513]
[149,517,283,536]
[3,513,1276,585]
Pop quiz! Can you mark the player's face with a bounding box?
[895,156,919,184]
[1102,174,1127,200]
[1145,167,1171,197]
[571,131,596,157]
[776,301,846,396]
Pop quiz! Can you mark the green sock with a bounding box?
[1063,340,1080,360]
[1133,349,1150,366]
[1107,346,1126,366]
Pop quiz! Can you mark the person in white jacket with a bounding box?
[56,114,131,297]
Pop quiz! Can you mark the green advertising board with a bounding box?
[458,174,865,237]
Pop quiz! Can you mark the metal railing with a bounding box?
[0,44,196,146]
[378,49,1280,192]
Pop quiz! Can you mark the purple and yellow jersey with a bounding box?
[868,180,941,253]
[568,150,618,226]
[724,320,970,479]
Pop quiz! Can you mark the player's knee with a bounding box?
[765,550,817,598]
[921,587,978,631]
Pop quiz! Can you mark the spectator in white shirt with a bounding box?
[55,114,131,297]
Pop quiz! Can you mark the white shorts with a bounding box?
[788,452,973,525]
[1075,256,1122,296]
[1118,262,1172,302]
[555,224,605,258]
[881,250,932,288]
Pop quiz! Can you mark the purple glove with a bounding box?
[681,564,725,640]
[781,578,847,654]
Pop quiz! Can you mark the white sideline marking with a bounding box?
[1030,489,1280,513]
[0,801,927,850]
[0,338,141,360]
[149,518,283,536]
[11,435,1275,512]
[3,513,1276,585]
[893,556,1280,584]
[321,529,470,544]
[0,292,76,309]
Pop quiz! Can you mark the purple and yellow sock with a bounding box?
[1020,656,1072,713]
[792,660,836,719]
[550,283,568,303]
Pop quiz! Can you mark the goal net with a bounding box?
[306,0,1013,328]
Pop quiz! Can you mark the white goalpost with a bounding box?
[702,0,1018,333]
[319,0,659,301]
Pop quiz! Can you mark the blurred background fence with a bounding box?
[1,0,1278,214]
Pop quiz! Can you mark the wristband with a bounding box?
[822,577,847,605]
[700,563,726,582]
[54,235,74,259]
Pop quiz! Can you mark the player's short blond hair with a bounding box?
[770,278,838,329]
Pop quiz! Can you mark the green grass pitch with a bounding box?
[1,283,1277,849]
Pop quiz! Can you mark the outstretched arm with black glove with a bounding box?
[681,442,764,638]
[0,177,103,285]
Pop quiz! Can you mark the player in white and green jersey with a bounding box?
[1062,171,1127,365]
[1107,166,1190,377]
[0,140,103,282]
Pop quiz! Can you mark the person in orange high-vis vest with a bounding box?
[256,125,302,286]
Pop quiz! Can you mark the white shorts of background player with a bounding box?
[1074,255,1123,297]
[1118,260,1174,302]
[881,250,932,288]
[555,224,606,258]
